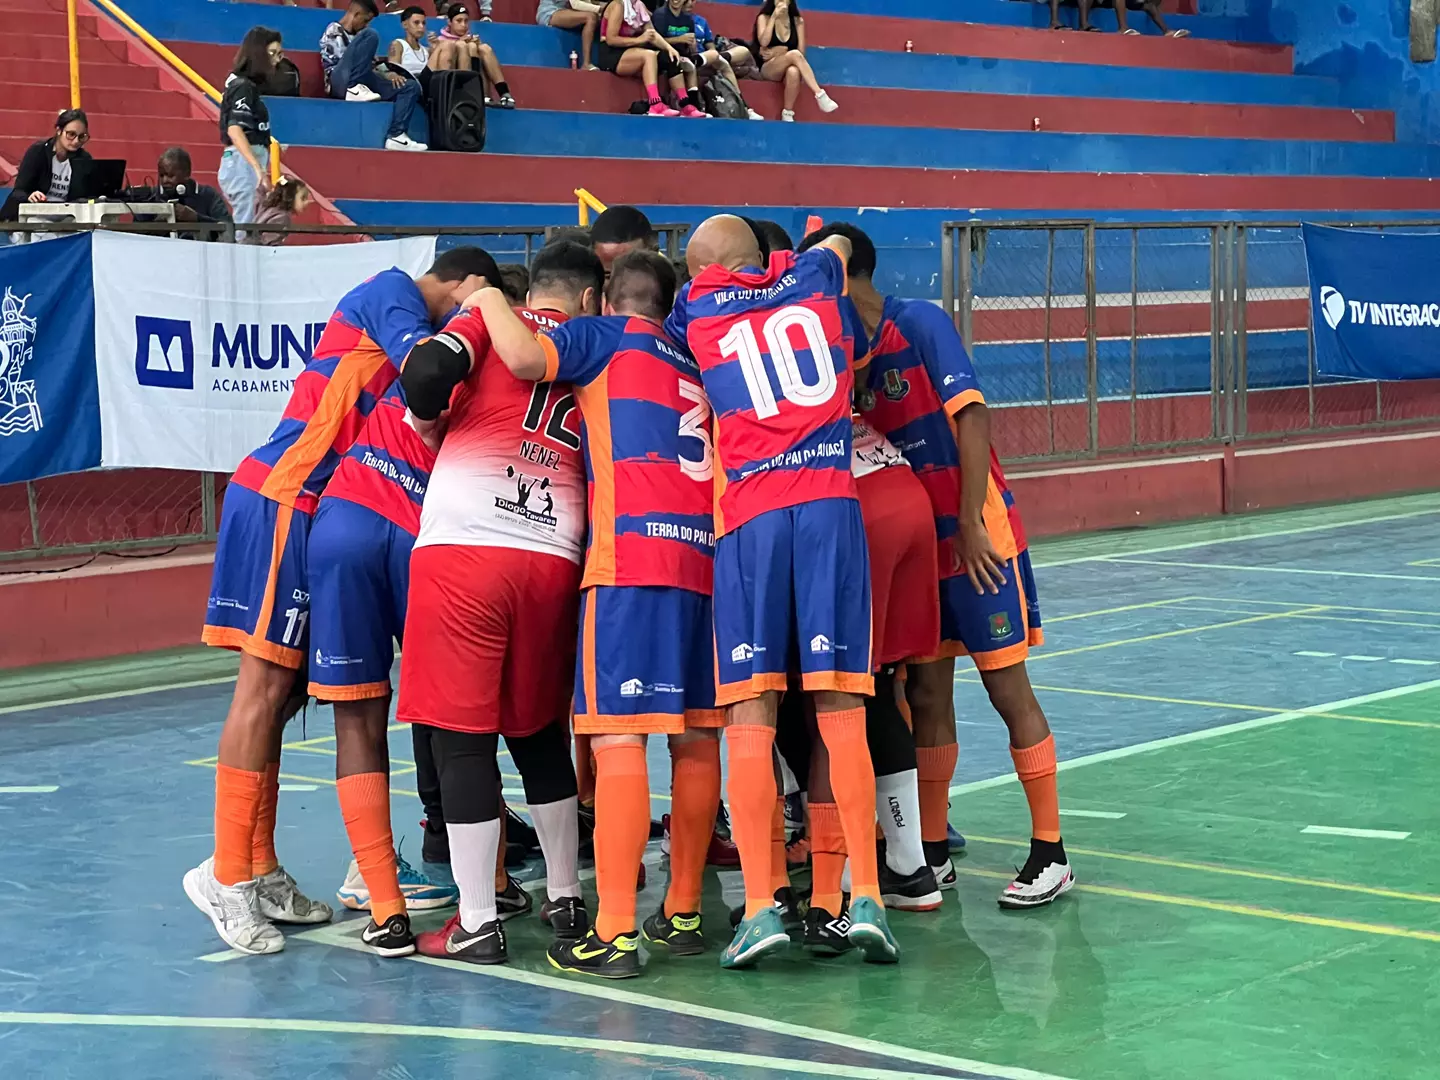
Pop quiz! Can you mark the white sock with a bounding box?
[529,795,582,901]
[777,748,799,797]
[447,819,501,932]
[876,769,926,875]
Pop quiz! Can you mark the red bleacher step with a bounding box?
[0,33,131,64]
[7,57,162,90]
[10,82,205,119]
[0,110,216,146]
[24,11,99,36]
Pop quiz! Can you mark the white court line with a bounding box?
[1059,809,1126,820]
[0,785,59,794]
[0,1011,971,1080]
[1294,651,1336,658]
[278,784,318,792]
[1096,556,1440,584]
[1392,658,1440,666]
[1302,825,1411,841]
[295,921,1074,1080]
[0,676,237,716]
[195,950,247,963]
[950,679,1440,797]
[1342,656,1385,663]
[1035,504,1440,569]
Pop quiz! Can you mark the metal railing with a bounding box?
[0,219,690,562]
[941,219,1440,463]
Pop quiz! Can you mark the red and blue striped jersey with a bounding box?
[320,379,435,536]
[664,247,869,536]
[539,314,714,595]
[857,296,1026,574]
[229,268,436,513]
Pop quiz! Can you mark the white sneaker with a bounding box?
[930,857,958,890]
[781,109,795,122]
[746,108,764,120]
[998,859,1075,909]
[814,90,838,113]
[385,133,428,151]
[183,858,285,955]
[256,865,334,924]
[346,85,382,103]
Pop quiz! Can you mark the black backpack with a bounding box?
[426,70,487,153]
[257,57,301,97]
[704,73,748,120]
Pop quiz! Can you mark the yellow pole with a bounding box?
[574,187,607,227]
[269,138,282,186]
[67,0,81,108]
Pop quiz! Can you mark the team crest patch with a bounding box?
[882,368,909,402]
[855,386,876,412]
[0,287,41,438]
[988,612,1013,641]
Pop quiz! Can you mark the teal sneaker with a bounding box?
[846,897,900,964]
[720,906,791,969]
[336,851,458,912]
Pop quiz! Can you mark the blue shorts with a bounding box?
[574,585,722,734]
[202,483,311,669]
[712,499,874,706]
[937,549,1044,671]
[306,497,414,701]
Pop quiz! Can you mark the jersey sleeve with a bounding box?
[839,295,872,368]
[902,302,985,415]
[539,317,618,385]
[797,244,848,297]
[436,306,493,363]
[663,282,694,350]
[365,275,437,366]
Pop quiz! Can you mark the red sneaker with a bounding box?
[707,829,740,868]
[416,913,508,963]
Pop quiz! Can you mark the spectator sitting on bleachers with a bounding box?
[691,1,759,81]
[434,4,516,108]
[387,7,441,99]
[753,0,837,122]
[597,0,707,117]
[320,0,429,149]
[252,178,313,246]
[655,0,763,119]
[0,108,91,222]
[131,147,232,238]
[1051,0,1190,37]
[536,1,602,70]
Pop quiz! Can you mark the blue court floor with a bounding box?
[2,492,1439,1079]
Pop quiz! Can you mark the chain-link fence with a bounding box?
[0,220,689,562]
[943,219,1440,462]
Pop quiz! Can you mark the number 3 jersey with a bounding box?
[666,247,870,537]
[538,314,715,595]
[413,306,586,563]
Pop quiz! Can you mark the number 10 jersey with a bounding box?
[666,247,871,537]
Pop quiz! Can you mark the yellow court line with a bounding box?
[1191,596,1440,618]
[283,744,420,768]
[1408,558,1440,568]
[1045,596,1204,624]
[284,722,408,750]
[1028,607,1331,662]
[956,867,1440,944]
[961,834,1440,904]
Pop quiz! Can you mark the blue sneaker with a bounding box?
[846,897,900,964]
[947,822,967,851]
[336,852,459,912]
[720,906,791,969]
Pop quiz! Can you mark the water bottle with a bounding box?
[570,50,579,69]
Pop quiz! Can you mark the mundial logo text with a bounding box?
[1319,286,1440,332]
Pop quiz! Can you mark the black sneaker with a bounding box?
[547,926,641,979]
[496,873,534,921]
[421,817,450,865]
[879,862,943,912]
[540,894,590,940]
[642,906,705,956]
[361,912,416,957]
[728,886,803,935]
[803,905,854,956]
[416,914,507,964]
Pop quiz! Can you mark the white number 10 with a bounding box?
[717,304,837,420]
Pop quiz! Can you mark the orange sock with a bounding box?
[769,794,790,894]
[575,732,596,806]
[808,801,845,914]
[593,742,650,941]
[817,708,881,904]
[214,764,264,886]
[337,772,405,923]
[250,762,281,877]
[665,738,720,917]
[726,724,778,918]
[916,743,959,843]
[1011,735,1061,843]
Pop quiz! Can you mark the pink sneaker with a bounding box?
[679,104,710,119]
[647,100,680,117]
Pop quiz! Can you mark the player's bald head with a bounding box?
[687,214,763,279]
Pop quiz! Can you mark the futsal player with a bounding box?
[666,215,899,967]
[184,250,493,955]
[397,241,603,965]
[803,223,1074,908]
[475,249,723,979]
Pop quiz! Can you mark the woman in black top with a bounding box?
[754,0,836,121]
[0,109,92,222]
[218,26,281,241]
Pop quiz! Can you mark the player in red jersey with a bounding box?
[666,215,898,968]
[804,223,1073,909]
[396,241,603,966]
[476,250,722,979]
[184,249,493,956]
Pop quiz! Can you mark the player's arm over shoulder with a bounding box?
[472,287,551,381]
[901,301,986,416]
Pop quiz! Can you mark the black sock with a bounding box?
[495,81,509,97]
[686,88,702,109]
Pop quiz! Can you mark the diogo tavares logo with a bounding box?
[135,315,194,389]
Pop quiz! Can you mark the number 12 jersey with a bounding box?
[666,247,870,536]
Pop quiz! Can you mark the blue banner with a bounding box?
[1304,222,1440,382]
[0,234,101,484]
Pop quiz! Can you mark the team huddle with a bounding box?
[183,206,1074,978]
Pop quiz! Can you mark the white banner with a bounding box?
[94,232,437,472]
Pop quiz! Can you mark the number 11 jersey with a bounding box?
[666,247,870,537]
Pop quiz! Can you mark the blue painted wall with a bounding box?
[1245,0,1440,143]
